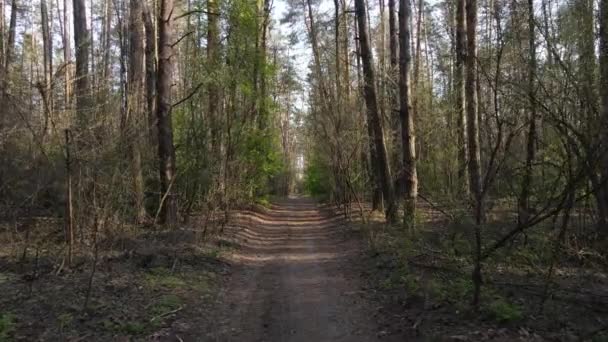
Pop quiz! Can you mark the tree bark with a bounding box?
[399,0,418,229]
[518,0,537,227]
[355,0,396,223]
[143,2,157,145]
[466,0,483,308]
[73,0,91,127]
[156,0,178,225]
[127,0,147,224]
[599,0,608,236]
[208,0,220,148]
[41,0,53,137]
[4,0,17,72]
[455,0,468,195]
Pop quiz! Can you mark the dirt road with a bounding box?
[205,197,394,342]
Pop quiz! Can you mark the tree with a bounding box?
[455,0,468,195]
[399,0,418,228]
[127,0,147,223]
[156,0,178,225]
[600,0,608,237]
[355,0,397,223]
[73,0,91,126]
[465,0,483,307]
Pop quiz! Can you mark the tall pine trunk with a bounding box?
[156,0,178,225]
[127,0,147,223]
[355,0,397,223]
[600,0,608,237]
[399,0,418,229]
[73,0,91,127]
[466,0,484,308]
[455,0,468,195]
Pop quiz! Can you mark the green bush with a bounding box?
[0,313,15,342]
[303,155,331,197]
[486,297,524,323]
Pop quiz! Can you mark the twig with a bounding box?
[149,306,183,322]
[172,83,204,108]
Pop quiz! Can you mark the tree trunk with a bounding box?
[127,0,147,224]
[466,0,483,308]
[73,0,91,127]
[143,2,157,145]
[354,14,383,211]
[41,0,53,137]
[355,0,396,223]
[518,0,537,227]
[455,0,468,195]
[4,0,17,72]
[599,0,608,237]
[258,0,270,128]
[208,0,220,149]
[399,0,418,229]
[156,0,178,226]
[63,0,72,109]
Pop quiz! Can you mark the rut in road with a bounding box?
[209,197,394,342]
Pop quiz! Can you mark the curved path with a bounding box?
[206,197,394,342]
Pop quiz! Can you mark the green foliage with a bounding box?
[303,154,331,197]
[485,297,524,323]
[241,129,284,196]
[150,295,183,317]
[144,268,186,289]
[0,313,15,342]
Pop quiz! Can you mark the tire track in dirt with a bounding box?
[205,197,395,342]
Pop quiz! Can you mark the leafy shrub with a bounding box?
[0,313,15,342]
[303,154,331,197]
[486,297,523,322]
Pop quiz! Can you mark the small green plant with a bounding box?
[150,294,183,317]
[0,313,15,342]
[144,268,186,289]
[102,319,147,335]
[486,297,524,323]
[58,312,74,332]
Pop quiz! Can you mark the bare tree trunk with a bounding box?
[101,0,112,82]
[334,0,341,113]
[127,0,147,224]
[143,2,157,145]
[354,14,383,211]
[208,0,220,150]
[388,0,397,68]
[519,0,537,227]
[399,0,418,229]
[455,0,468,195]
[258,0,270,129]
[41,0,53,138]
[64,130,74,267]
[63,0,72,109]
[388,0,403,196]
[466,0,483,308]
[4,0,17,72]
[0,0,4,68]
[355,0,396,223]
[156,0,178,226]
[73,0,91,127]
[599,0,608,237]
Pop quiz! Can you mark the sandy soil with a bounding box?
[197,197,400,342]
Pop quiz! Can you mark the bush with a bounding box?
[303,154,331,197]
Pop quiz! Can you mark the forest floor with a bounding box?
[1,197,607,341]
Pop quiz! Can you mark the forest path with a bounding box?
[202,197,393,342]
